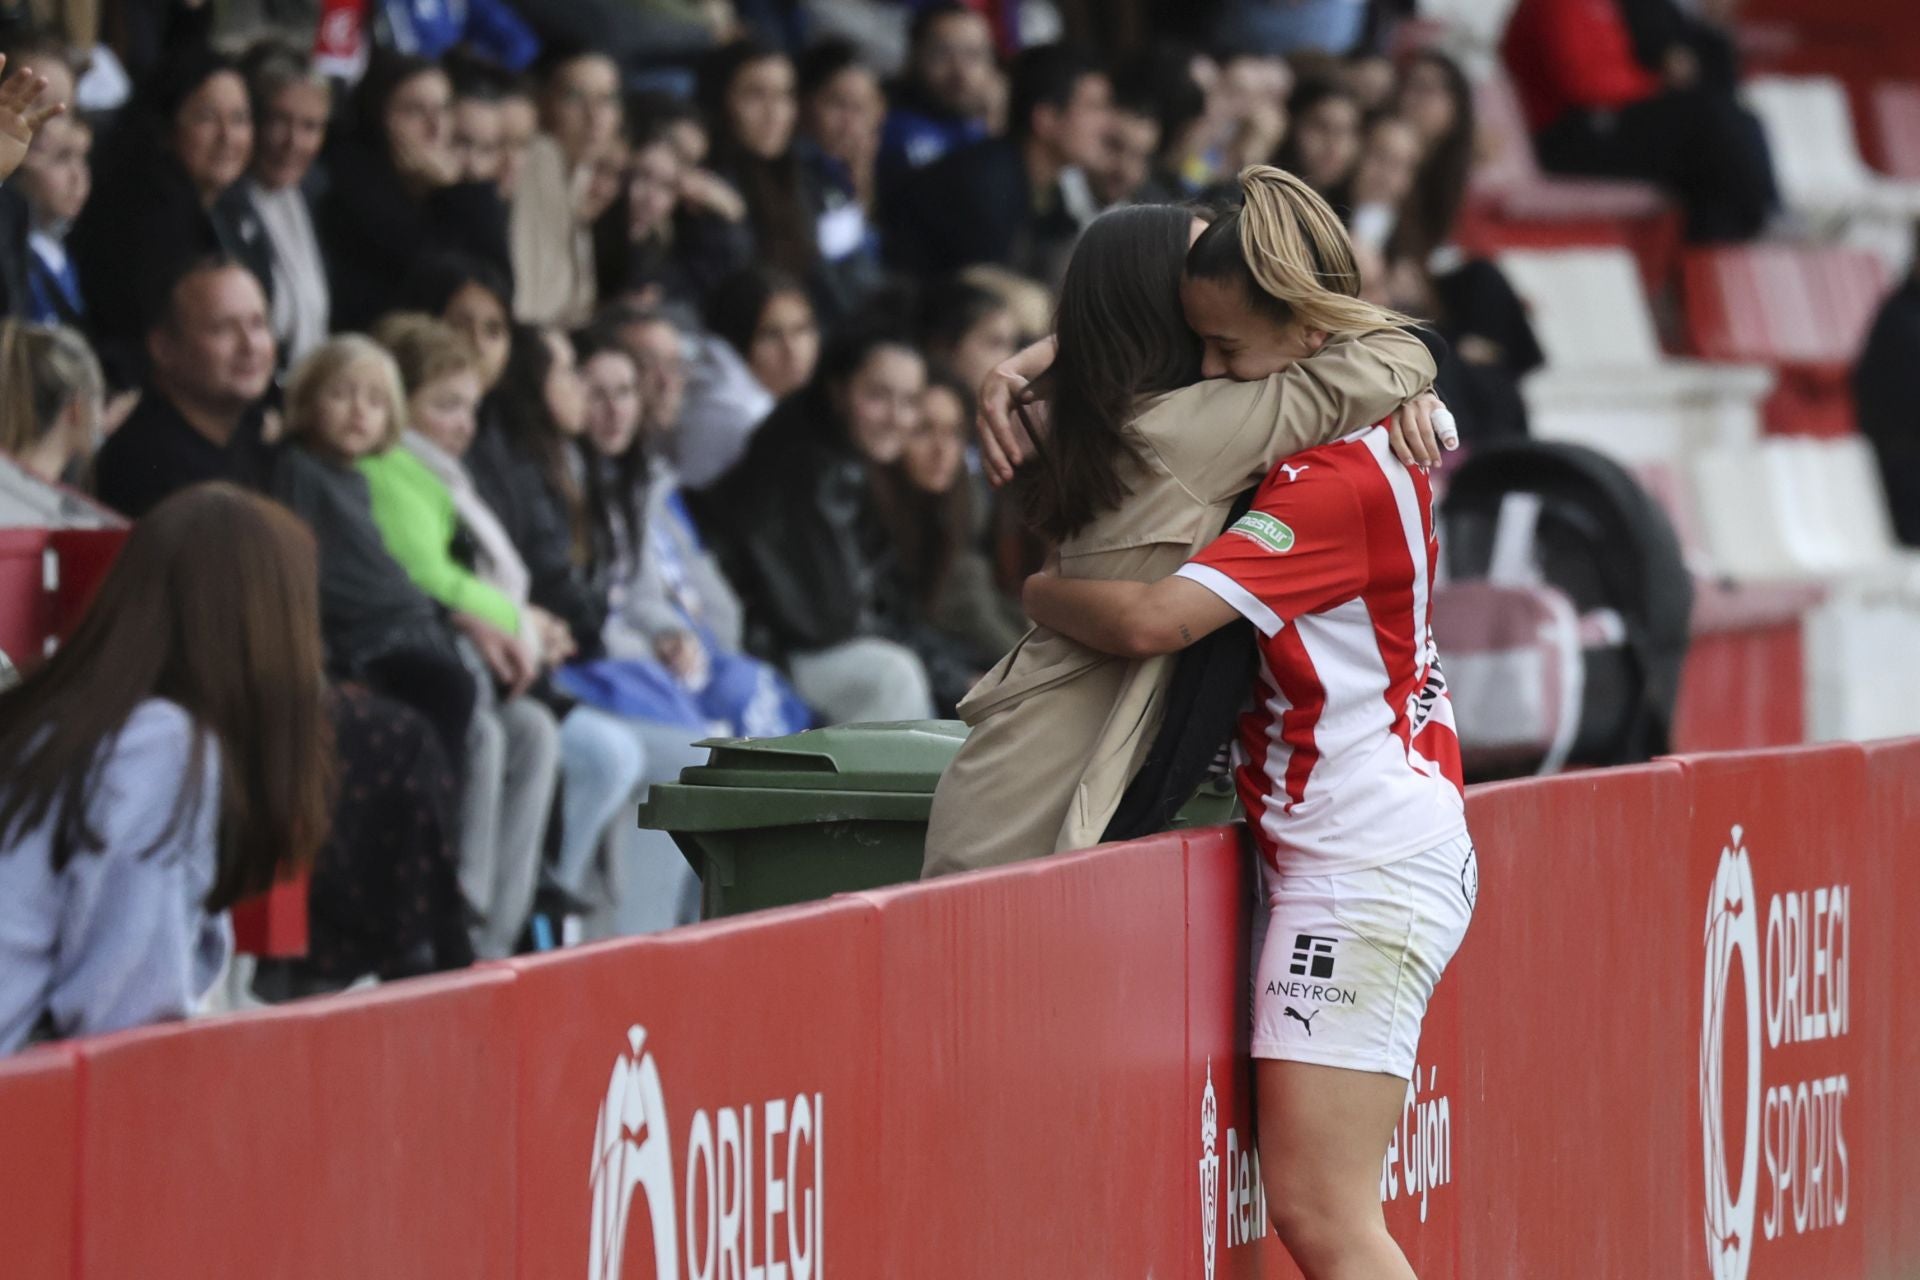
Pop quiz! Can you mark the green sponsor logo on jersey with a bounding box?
[1228,511,1295,554]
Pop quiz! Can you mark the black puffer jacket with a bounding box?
[692,391,887,660]
[466,407,608,658]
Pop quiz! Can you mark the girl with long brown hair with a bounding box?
[0,483,332,1050]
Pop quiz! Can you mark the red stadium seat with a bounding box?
[1681,243,1892,436]
[1870,81,1920,179]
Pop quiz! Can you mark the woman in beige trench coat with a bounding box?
[922,191,1443,878]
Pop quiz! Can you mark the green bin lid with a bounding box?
[675,719,968,794]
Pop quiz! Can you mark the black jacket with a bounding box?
[316,138,511,332]
[465,406,608,657]
[92,388,274,520]
[68,147,275,389]
[0,185,30,322]
[883,136,1080,285]
[1853,276,1920,545]
[692,391,888,659]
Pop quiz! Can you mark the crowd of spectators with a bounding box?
[0,0,1850,1048]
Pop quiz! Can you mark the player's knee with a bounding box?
[1266,1182,1379,1271]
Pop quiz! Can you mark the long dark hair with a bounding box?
[350,49,443,151]
[0,484,332,910]
[704,264,808,360]
[1273,76,1361,197]
[494,324,589,560]
[572,333,651,572]
[1012,204,1201,541]
[1394,50,1474,265]
[699,39,818,280]
[871,370,974,609]
[397,249,518,324]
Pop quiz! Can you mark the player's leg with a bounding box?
[1255,1059,1414,1280]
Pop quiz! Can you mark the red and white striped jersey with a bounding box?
[1175,425,1467,877]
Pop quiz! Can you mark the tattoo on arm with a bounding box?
[1178,623,1194,645]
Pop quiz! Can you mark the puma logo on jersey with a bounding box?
[1283,1006,1319,1035]
[1277,463,1311,482]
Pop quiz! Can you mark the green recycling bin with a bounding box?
[641,719,1240,918]
[639,721,966,918]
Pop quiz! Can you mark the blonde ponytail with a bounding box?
[1230,164,1413,337]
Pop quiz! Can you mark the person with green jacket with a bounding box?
[368,314,704,932]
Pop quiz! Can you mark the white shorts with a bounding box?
[1250,833,1477,1079]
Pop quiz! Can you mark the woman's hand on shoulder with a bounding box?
[1385,392,1457,468]
[977,336,1058,486]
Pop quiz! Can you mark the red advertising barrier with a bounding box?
[73,969,516,1279]
[506,898,883,1280]
[863,836,1191,1277]
[0,1044,78,1280]
[1453,764,1699,1278]
[4,739,1918,1279]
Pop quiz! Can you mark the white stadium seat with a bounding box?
[1742,76,1920,270]
[1688,436,1920,741]
[1496,247,1773,468]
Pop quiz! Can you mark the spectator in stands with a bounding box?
[599,300,773,492]
[1615,0,1745,95]
[1383,49,1542,445]
[269,336,478,750]
[367,315,652,923]
[695,319,938,723]
[474,315,614,656]
[705,264,821,401]
[0,320,101,486]
[447,58,509,188]
[877,3,998,196]
[1274,76,1363,201]
[1089,75,1166,209]
[871,370,1027,706]
[1502,0,1775,241]
[275,335,559,960]
[576,331,807,742]
[694,42,824,301]
[93,257,276,519]
[0,483,331,1052]
[71,46,274,385]
[240,42,332,364]
[1391,50,1471,267]
[511,48,625,327]
[319,53,510,333]
[1853,247,1920,546]
[399,255,597,645]
[1342,113,1423,284]
[919,275,1021,394]
[1119,43,1224,199]
[495,75,539,198]
[5,103,85,333]
[885,42,1112,285]
[593,116,690,306]
[797,39,888,316]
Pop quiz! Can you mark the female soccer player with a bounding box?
[1023,181,1473,1271]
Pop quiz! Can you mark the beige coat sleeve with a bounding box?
[1141,328,1436,506]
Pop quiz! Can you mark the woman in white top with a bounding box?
[0,483,332,1052]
